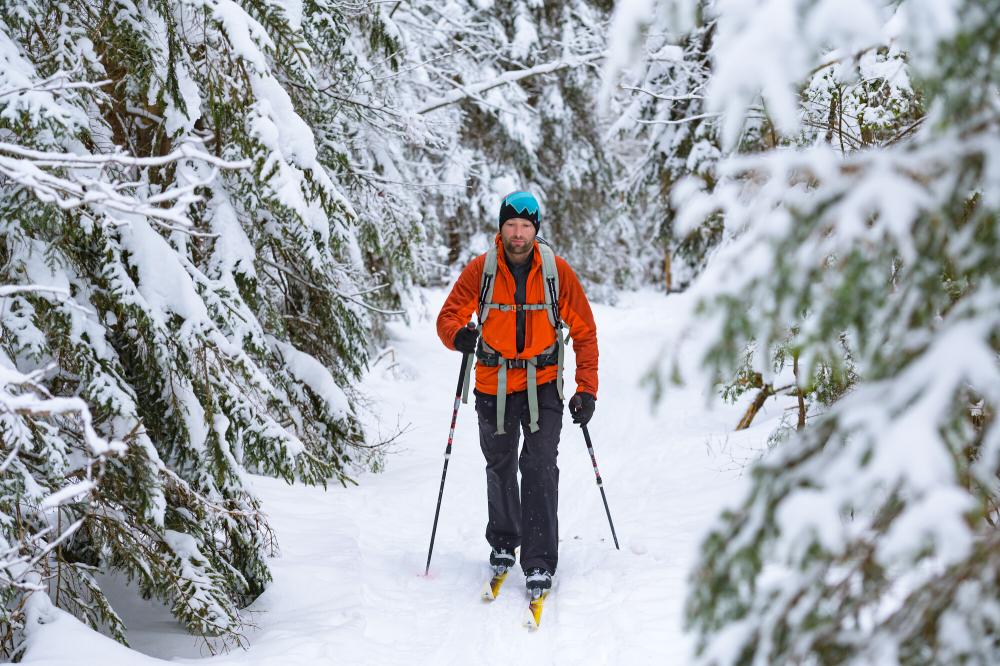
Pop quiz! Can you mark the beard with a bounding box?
[502,236,534,262]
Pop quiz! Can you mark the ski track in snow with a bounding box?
[22,288,784,665]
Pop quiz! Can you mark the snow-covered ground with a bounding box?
[21,288,786,665]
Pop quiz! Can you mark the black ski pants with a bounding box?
[474,381,563,575]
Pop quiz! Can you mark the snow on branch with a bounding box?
[0,362,119,592]
[636,112,720,126]
[0,60,110,99]
[0,142,248,169]
[0,142,250,231]
[0,285,69,298]
[416,52,605,115]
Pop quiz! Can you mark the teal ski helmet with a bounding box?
[498,191,541,232]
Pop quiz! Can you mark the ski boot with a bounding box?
[525,567,552,600]
[482,548,516,600]
[489,548,515,576]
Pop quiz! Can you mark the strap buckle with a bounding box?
[476,351,558,369]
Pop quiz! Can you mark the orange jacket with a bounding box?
[437,235,598,398]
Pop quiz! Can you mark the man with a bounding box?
[436,190,598,597]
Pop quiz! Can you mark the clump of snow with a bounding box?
[510,13,538,59]
[269,338,349,419]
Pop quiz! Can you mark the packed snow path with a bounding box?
[23,289,774,665]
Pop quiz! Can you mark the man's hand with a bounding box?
[453,325,479,354]
[569,392,596,426]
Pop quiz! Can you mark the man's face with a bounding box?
[500,217,536,260]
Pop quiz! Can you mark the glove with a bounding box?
[453,325,479,354]
[569,392,596,426]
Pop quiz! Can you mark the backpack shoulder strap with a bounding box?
[535,237,566,404]
[536,240,561,329]
[478,247,499,324]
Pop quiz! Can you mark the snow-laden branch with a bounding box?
[0,79,112,99]
[0,365,121,462]
[621,84,706,102]
[0,142,249,169]
[0,63,111,99]
[0,519,85,593]
[0,362,117,591]
[0,285,69,298]
[636,112,720,126]
[416,52,605,114]
[0,143,250,230]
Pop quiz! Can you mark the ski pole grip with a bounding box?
[455,348,471,397]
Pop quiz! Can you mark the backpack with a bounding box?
[461,237,566,435]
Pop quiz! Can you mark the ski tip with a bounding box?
[523,591,547,629]
[481,572,507,601]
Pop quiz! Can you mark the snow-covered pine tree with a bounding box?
[609,0,1000,662]
[1,0,420,657]
[298,2,447,302]
[385,0,629,293]
[714,34,919,436]
[606,0,722,291]
[0,341,126,654]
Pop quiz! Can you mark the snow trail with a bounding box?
[22,288,779,665]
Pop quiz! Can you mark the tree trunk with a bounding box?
[736,386,774,430]
[794,353,806,431]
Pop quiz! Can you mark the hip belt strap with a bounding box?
[493,349,557,436]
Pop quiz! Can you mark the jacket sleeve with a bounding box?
[436,255,484,350]
[556,258,598,398]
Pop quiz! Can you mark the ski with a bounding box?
[522,590,549,629]
[481,570,509,601]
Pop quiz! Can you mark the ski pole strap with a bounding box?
[526,359,540,433]
[496,363,508,435]
[461,350,475,404]
[459,323,480,404]
[555,327,565,401]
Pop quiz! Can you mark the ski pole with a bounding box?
[425,341,474,575]
[581,424,620,550]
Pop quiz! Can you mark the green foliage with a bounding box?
[679,1,1000,663]
[1,0,418,657]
